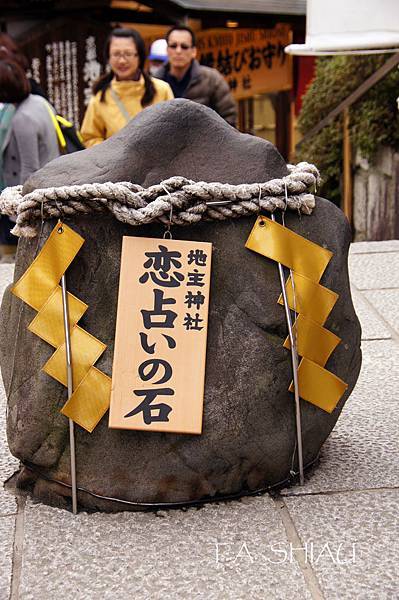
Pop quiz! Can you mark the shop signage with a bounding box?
[197,24,293,99]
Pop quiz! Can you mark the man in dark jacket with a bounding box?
[154,25,237,126]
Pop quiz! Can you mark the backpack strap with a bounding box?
[0,104,16,153]
[56,115,84,144]
[110,88,131,124]
[0,104,16,191]
[44,101,67,151]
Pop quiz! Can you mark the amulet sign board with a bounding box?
[109,237,212,434]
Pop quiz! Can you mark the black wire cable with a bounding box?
[20,455,320,511]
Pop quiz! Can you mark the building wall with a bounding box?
[354,147,399,241]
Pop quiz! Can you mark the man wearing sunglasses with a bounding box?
[154,25,237,126]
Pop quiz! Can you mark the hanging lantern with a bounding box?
[285,0,399,55]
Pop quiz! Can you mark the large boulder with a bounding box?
[1,100,361,511]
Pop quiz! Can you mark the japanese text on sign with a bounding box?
[109,237,212,434]
[197,24,292,100]
[22,23,109,125]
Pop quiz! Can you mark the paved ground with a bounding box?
[0,240,398,600]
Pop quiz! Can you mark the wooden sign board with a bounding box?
[109,237,212,434]
[21,21,109,125]
[197,24,293,100]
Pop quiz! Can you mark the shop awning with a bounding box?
[170,1,306,15]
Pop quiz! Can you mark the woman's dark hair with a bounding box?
[0,58,30,102]
[0,33,29,71]
[166,25,196,47]
[92,28,155,107]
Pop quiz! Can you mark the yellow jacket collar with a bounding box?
[111,76,145,97]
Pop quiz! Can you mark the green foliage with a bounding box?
[297,55,399,204]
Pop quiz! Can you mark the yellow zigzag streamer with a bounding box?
[245,216,348,413]
[12,222,111,432]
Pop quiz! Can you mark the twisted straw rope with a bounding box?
[0,162,320,237]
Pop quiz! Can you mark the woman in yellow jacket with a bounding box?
[81,28,173,147]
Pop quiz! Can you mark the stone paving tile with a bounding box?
[364,289,399,337]
[284,490,399,600]
[350,288,391,340]
[281,340,399,495]
[0,374,19,516]
[20,496,311,600]
[0,264,14,299]
[0,266,19,516]
[350,240,399,254]
[348,252,399,290]
[2,237,399,599]
[0,514,15,600]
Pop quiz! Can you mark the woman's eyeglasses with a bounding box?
[167,43,192,50]
[110,51,138,60]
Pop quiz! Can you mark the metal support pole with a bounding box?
[61,273,78,514]
[271,213,304,485]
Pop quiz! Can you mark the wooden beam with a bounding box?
[289,97,296,162]
[95,8,175,24]
[139,0,187,20]
[343,108,352,225]
[275,90,291,161]
[200,12,304,29]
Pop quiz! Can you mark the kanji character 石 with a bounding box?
[125,388,174,424]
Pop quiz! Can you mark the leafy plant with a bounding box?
[297,55,399,205]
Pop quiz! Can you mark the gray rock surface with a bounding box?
[0,99,361,511]
[24,99,287,192]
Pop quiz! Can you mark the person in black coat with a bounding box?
[154,25,237,127]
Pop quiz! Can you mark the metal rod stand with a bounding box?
[61,274,78,514]
[271,213,304,485]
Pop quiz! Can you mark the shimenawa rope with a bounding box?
[0,162,320,238]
